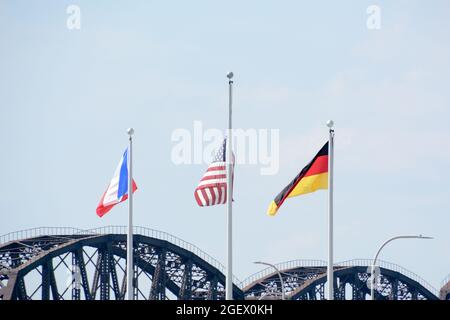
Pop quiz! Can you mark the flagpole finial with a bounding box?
[326,120,334,129]
[227,72,234,80]
[127,128,134,136]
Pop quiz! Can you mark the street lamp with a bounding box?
[254,261,286,300]
[370,234,433,300]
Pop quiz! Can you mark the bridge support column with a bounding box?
[352,273,365,300]
[150,248,167,300]
[108,252,121,300]
[179,260,192,300]
[390,279,398,300]
[100,247,110,300]
[16,277,27,300]
[42,261,51,300]
[207,276,218,300]
[71,252,81,300]
[74,249,92,300]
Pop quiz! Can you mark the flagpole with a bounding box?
[225,71,234,300]
[326,120,334,300]
[127,127,134,300]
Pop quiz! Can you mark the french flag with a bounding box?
[96,148,137,217]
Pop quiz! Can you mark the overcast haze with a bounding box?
[1,0,449,291]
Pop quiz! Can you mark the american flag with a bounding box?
[194,138,234,207]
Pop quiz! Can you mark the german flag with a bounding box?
[267,142,329,216]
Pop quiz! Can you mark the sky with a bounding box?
[0,0,449,292]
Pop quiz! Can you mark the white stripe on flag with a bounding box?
[205,188,213,206]
[197,178,226,187]
[197,190,207,206]
[213,187,220,205]
[202,170,227,178]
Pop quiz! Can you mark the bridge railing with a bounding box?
[76,225,242,286]
[0,227,85,244]
[240,259,327,289]
[336,259,439,297]
[0,226,242,288]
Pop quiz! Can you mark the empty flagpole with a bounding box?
[127,127,134,300]
[326,120,334,300]
[225,72,234,300]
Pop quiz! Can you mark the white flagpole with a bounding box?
[225,72,234,300]
[326,120,334,300]
[126,127,134,300]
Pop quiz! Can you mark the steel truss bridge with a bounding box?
[0,226,447,300]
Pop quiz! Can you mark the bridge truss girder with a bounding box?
[243,265,438,300]
[0,234,243,300]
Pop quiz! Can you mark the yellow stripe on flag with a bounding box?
[267,201,279,216]
[287,172,328,199]
[267,172,328,216]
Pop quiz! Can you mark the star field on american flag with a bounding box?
[194,138,234,207]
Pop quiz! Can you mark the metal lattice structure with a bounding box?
[242,259,440,300]
[0,227,243,300]
[0,227,445,300]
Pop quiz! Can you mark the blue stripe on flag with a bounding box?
[118,148,128,199]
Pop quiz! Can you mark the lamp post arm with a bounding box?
[254,262,286,300]
[370,234,433,300]
[372,235,432,266]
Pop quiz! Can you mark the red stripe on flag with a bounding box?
[194,190,203,206]
[200,174,227,181]
[206,165,226,172]
[210,187,217,205]
[304,155,328,177]
[201,189,210,206]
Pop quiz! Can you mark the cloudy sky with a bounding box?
[1,0,449,292]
